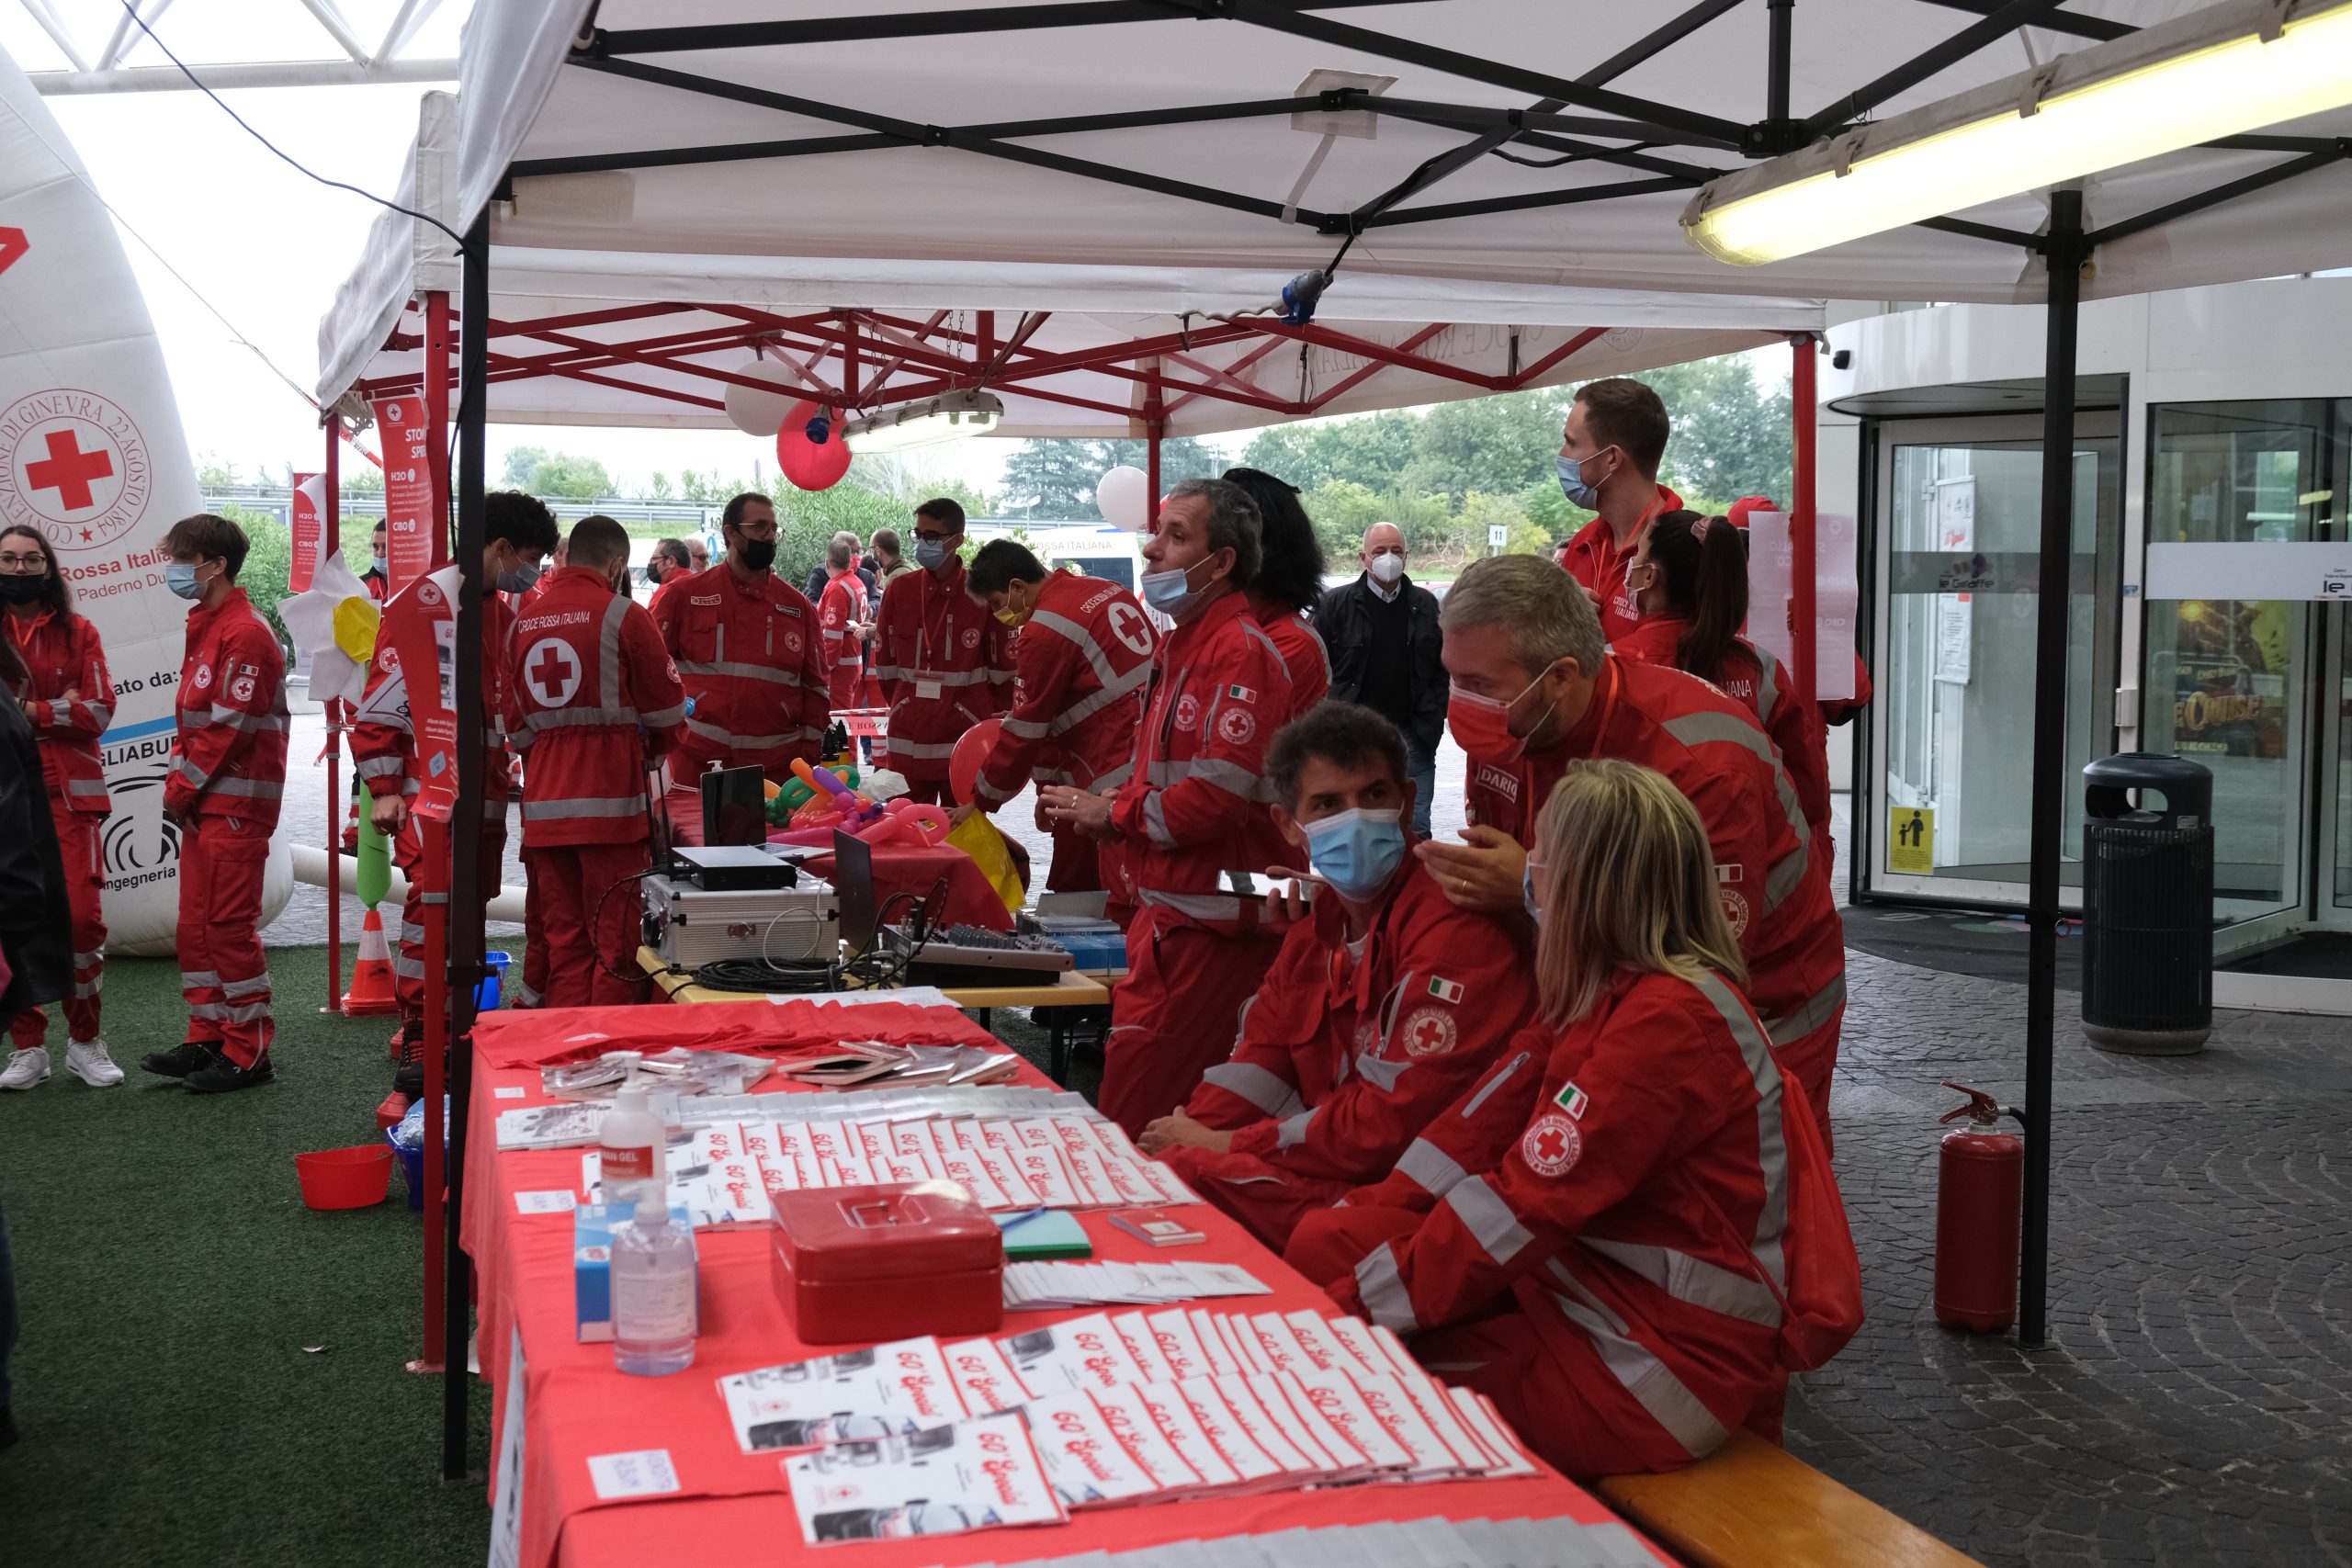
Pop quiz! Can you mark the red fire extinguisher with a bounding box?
[1934,1082,2023,1334]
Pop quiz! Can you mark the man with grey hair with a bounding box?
[1415,552,1848,1139]
[817,532,874,716]
[1317,521,1444,836]
[1039,475,1293,1137]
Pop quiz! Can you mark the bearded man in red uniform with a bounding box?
[872,498,1012,804]
[1414,554,1847,1145]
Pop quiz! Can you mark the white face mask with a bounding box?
[1368,553,1406,585]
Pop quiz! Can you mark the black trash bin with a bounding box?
[2081,753,2213,1055]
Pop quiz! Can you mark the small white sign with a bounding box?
[1487,524,1508,548]
[586,1449,682,1501]
[493,1086,526,1100]
[514,1190,578,1215]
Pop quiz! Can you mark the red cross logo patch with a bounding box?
[523,637,583,707]
[1399,1006,1456,1058]
[191,662,212,691]
[1521,1111,1581,1178]
[961,626,981,649]
[1216,705,1256,746]
[0,390,151,551]
[1172,693,1200,731]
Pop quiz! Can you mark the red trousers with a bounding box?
[176,815,272,1067]
[1773,1006,1842,1157]
[662,782,706,849]
[526,840,651,1008]
[1097,908,1281,1138]
[10,801,106,1047]
[1283,1206,1716,1481]
[1044,827,1102,895]
[1158,1145,1351,1253]
[391,816,510,1030]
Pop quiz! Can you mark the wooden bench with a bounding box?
[1596,1432,1984,1568]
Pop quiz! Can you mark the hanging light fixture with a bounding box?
[1681,0,2352,266]
[841,389,1005,451]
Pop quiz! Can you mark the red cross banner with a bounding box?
[289,471,326,592]
[370,391,442,595]
[0,51,246,953]
[378,564,462,822]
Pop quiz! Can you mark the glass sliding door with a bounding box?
[1866,415,2120,903]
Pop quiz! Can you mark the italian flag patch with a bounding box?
[1555,1081,1589,1121]
[1426,976,1464,1004]
[1226,684,1256,703]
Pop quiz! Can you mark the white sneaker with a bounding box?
[67,1039,124,1087]
[0,1046,50,1090]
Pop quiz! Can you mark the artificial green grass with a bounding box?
[0,947,492,1567]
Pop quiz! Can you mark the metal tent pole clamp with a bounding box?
[442,203,491,1480]
[2019,186,2084,1351]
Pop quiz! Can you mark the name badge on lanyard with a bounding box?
[916,675,944,700]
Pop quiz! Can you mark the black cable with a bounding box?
[590,868,664,986]
[112,0,469,252]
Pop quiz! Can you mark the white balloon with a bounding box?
[1096,465,1150,532]
[722,361,808,437]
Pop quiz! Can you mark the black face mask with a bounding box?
[0,574,45,605]
[735,536,777,573]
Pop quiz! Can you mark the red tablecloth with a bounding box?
[464,1003,1662,1568]
[807,842,1015,932]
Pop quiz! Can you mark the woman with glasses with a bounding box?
[0,525,119,1089]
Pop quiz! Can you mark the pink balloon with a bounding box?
[777,400,853,491]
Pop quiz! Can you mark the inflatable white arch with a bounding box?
[0,46,289,955]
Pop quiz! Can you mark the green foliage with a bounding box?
[1240,409,1419,493]
[216,504,293,649]
[1645,355,1793,506]
[339,466,385,494]
[501,446,614,500]
[195,454,241,487]
[998,436,1222,519]
[1402,389,1571,507]
[674,469,747,505]
[771,484,905,588]
[646,471,675,502]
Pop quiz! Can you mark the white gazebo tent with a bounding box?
[321,0,2352,1474]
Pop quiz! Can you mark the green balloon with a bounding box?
[356,802,391,908]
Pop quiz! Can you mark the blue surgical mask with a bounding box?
[1522,860,1543,925]
[371,555,389,575]
[1303,807,1408,904]
[165,562,205,601]
[915,536,950,571]
[497,559,542,594]
[1556,451,1608,511]
[1141,558,1215,618]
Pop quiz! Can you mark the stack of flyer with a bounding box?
[1001,1258,1272,1310]
[729,1309,1541,1546]
[922,1513,1665,1568]
[592,1111,1200,1225]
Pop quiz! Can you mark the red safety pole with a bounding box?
[1791,334,1819,699]
[424,291,454,564]
[322,416,345,1012]
[1144,371,1165,519]
[414,816,449,1373]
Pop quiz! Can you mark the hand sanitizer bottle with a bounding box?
[612,1198,696,1376]
[598,1089,663,1212]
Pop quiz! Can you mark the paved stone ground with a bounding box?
[265,706,2352,1564]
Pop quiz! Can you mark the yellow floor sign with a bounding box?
[1889,807,1935,874]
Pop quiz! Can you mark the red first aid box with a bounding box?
[769,1180,1004,1343]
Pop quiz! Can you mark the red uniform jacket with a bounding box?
[976,570,1157,807]
[506,566,685,848]
[1252,602,1329,721]
[350,581,517,805]
[6,608,113,814]
[816,568,870,715]
[1464,656,1844,1050]
[1613,620,1832,869]
[652,564,829,781]
[1186,856,1534,1183]
[872,558,1012,781]
[165,587,288,827]
[1329,965,1847,1457]
[1108,591,1293,934]
[1555,485,1681,647]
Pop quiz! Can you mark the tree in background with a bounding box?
[998,435,1222,519]
[1645,354,1792,507]
[502,446,615,500]
[1241,409,1419,493]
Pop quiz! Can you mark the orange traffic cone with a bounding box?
[343,907,400,1017]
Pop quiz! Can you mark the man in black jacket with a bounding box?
[1313,523,1444,837]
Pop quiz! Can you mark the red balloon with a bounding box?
[777,399,853,491]
[949,716,1003,806]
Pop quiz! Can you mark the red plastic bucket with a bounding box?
[297,1145,393,1210]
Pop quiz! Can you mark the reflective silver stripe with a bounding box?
[1027,608,1124,691]
[1765,974,1847,1046]
[1200,1061,1304,1119]
[85,703,112,728]
[221,973,273,1000]
[974,774,1016,807]
[1091,760,1135,791]
[522,795,648,820]
[1352,1051,1408,1093]
[1049,661,1150,736]
[1445,1175,1533,1267]
[640,703,685,728]
[1751,645,1782,727]
[208,706,289,733]
[511,979,543,1007]
[1544,1268,1730,1460]
[1138,889,1248,921]
[181,969,220,987]
[394,957,428,981]
[175,758,209,787]
[1001,714,1049,741]
[73,977,100,998]
[1661,709,1812,912]
[400,921,427,944]
[420,892,448,908]
[915,667,993,687]
[1145,756,1263,799]
[685,718,799,750]
[208,778,284,800]
[1691,971,1791,1291]
[73,950,102,965]
[522,706,639,730]
[872,662,910,682]
[1236,618,1287,678]
[1140,790,1181,849]
[216,998,270,1024]
[1274,1108,1317,1149]
[356,756,407,779]
[883,736,958,760]
[597,592,628,715]
[1463,1050,1532,1119]
[48,698,70,726]
[1394,1136,1468,1197]
[1354,1242,1419,1335]
[676,659,802,687]
[1580,1238,1783,1327]
[67,779,110,799]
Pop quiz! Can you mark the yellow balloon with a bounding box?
[334,596,380,662]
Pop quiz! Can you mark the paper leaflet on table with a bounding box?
[781,1411,1067,1546]
[718,1337,965,1454]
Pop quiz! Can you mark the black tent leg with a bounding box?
[442,202,492,1480]
[2020,186,2084,1351]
